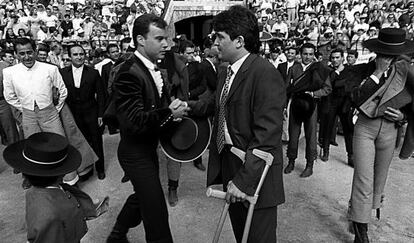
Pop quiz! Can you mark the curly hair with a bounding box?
[212,5,260,54]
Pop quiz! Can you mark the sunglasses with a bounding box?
[63,58,71,62]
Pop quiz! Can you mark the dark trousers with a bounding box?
[287,104,318,161]
[0,100,19,145]
[221,147,278,243]
[322,96,354,154]
[70,105,105,172]
[116,142,173,243]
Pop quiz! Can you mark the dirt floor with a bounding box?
[0,133,413,243]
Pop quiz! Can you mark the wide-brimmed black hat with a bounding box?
[363,28,414,55]
[3,132,81,176]
[160,117,211,163]
[291,93,316,121]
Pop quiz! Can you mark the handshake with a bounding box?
[169,99,191,119]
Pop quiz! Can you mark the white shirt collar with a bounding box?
[301,62,312,71]
[72,64,84,71]
[134,50,157,71]
[230,53,250,75]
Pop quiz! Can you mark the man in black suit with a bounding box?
[178,40,207,171]
[106,14,189,243]
[285,43,331,178]
[101,43,121,134]
[200,37,220,93]
[277,47,298,84]
[320,49,355,166]
[60,44,106,180]
[188,6,286,242]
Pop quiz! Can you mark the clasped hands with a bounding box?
[169,99,191,119]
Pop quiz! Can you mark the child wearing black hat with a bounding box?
[3,132,108,243]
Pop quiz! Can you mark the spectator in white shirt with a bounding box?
[271,15,289,39]
[3,38,67,138]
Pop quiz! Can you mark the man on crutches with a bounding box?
[187,5,286,242]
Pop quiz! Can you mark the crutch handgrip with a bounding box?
[206,187,226,200]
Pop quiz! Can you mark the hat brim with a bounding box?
[160,117,211,163]
[363,39,414,55]
[3,141,81,176]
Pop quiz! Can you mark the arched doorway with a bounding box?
[174,15,214,47]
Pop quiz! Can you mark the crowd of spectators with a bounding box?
[0,0,166,65]
[248,0,414,63]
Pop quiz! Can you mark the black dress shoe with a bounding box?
[193,161,206,171]
[320,150,329,162]
[79,169,93,182]
[284,161,295,174]
[121,175,130,183]
[97,171,106,180]
[300,161,314,178]
[330,141,338,146]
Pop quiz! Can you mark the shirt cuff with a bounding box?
[369,74,380,84]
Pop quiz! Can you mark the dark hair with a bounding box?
[212,5,259,54]
[4,49,14,56]
[347,50,358,58]
[67,44,85,57]
[37,43,50,53]
[106,43,119,52]
[13,38,36,52]
[132,14,167,48]
[330,48,344,57]
[178,40,194,54]
[64,14,70,18]
[23,174,61,187]
[315,51,323,58]
[120,37,132,46]
[299,43,316,54]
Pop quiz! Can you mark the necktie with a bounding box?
[217,66,233,154]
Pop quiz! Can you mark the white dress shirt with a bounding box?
[221,53,250,145]
[134,50,163,97]
[3,61,67,111]
[72,65,84,88]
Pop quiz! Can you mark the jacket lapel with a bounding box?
[377,62,407,108]
[79,65,88,88]
[226,54,256,103]
[67,66,75,87]
[132,55,161,104]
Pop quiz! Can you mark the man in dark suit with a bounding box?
[319,49,355,166]
[285,43,331,178]
[178,40,207,171]
[189,6,285,242]
[200,37,220,93]
[106,14,189,243]
[60,44,106,180]
[101,43,121,134]
[277,46,299,84]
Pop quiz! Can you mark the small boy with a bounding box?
[3,132,108,243]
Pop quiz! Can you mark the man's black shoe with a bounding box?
[121,175,130,183]
[284,160,295,174]
[79,169,93,182]
[97,171,106,180]
[107,231,130,243]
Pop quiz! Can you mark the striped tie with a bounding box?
[217,66,233,154]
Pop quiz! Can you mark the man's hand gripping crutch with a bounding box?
[206,148,274,243]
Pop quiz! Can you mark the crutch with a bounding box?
[206,148,274,243]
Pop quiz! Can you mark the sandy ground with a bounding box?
[0,133,413,243]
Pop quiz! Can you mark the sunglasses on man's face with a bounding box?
[63,58,71,62]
